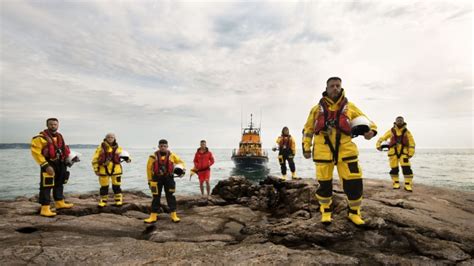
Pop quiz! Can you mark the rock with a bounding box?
[1,177,473,264]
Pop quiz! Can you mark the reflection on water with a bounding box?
[230,167,270,182]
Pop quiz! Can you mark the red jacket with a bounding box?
[193,148,215,173]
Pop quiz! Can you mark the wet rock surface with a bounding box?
[1,176,473,265]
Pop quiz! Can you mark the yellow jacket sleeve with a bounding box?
[91,145,102,172]
[31,135,48,168]
[376,130,392,149]
[147,155,155,182]
[291,136,296,154]
[275,137,281,146]
[170,153,186,168]
[407,130,415,157]
[302,105,319,153]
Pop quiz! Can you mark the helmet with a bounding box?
[350,116,371,137]
[173,164,185,177]
[380,141,390,151]
[119,150,130,162]
[66,150,81,166]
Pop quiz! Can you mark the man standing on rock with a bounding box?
[376,116,416,191]
[302,77,377,225]
[272,126,299,180]
[191,140,215,198]
[144,139,186,224]
[31,118,74,217]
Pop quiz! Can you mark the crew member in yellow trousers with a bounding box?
[272,127,299,180]
[376,116,416,191]
[302,77,377,225]
[144,139,186,224]
[92,133,131,207]
[31,118,74,217]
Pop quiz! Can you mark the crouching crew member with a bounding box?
[376,116,415,191]
[92,133,131,207]
[31,118,74,217]
[145,139,186,224]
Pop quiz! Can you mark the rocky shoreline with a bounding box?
[1,176,473,265]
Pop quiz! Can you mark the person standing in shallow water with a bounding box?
[31,118,74,217]
[272,127,299,180]
[144,139,186,224]
[191,140,215,198]
[376,116,416,191]
[91,133,131,207]
[302,77,377,225]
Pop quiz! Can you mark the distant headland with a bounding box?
[0,143,97,149]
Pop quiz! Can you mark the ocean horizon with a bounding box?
[1,148,473,200]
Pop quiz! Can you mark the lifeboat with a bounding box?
[231,114,268,169]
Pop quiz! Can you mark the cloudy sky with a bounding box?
[0,0,472,149]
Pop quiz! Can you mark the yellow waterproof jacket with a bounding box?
[31,131,64,168]
[275,136,296,155]
[91,142,123,176]
[147,151,185,182]
[302,91,377,162]
[376,125,415,157]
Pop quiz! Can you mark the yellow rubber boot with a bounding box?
[348,207,365,225]
[114,193,123,206]
[320,205,332,224]
[391,176,400,189]
[55,199,74,209]
[404,178,413,192]
[170,211,181,223]
[98,195,108,207]
[144,212,158,224]
[40,205,57,217]
[291,172,300,180]
[281,174,287,180]
[316,195,333,225]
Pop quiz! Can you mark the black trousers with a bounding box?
[151,175,176,212]
[39,161,69,205]
[279,150,296,175]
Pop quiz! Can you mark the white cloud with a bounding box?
[0,0,472,148]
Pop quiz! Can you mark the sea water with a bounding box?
[0,148,473,200]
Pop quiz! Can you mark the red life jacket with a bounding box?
[193,148,214,172]
[388,128,408,147]
[153,151,174,177]
[313,97,351,135]
[98,142,121,165]
[278,135,292,150]
[41,130,70,161]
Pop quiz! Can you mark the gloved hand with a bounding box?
[303,151,311,159]
[46,166,55,176]
[364,130,375,140]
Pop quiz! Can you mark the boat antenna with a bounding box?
[250,113,253,129]
[240,105,243,130]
